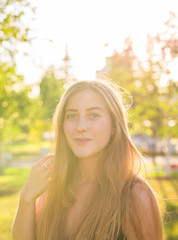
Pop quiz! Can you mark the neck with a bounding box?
[78,156,100,183]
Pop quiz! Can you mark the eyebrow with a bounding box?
[65,107,105,112]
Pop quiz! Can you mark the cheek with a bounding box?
[95,119,113,135]
[63,122,74,137]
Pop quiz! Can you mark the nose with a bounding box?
[76,117,88,132]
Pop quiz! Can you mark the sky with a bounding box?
[15,0,178,85]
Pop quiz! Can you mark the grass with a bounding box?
[0,167,177,240]
[0,168,30,196]
[146,161,178,177]
[4,140,54,161]
[0,193,19,240]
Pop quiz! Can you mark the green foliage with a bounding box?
[0,0,34,143]
[0,0,32,61]
[0,0,36,174]
[39,66,65,127]
[107,14,178,140]
[0,63,37,142]
[131,33,178,139]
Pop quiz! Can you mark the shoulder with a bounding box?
[129,178,159,212]
[131,180,153,203]
[129,179,161,227]
[126,180,164,239]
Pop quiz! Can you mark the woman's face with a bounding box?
[63,89,114,161]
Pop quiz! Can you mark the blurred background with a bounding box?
[0,0,177,239]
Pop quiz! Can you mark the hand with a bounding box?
[20,154,54,203]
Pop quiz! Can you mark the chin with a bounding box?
[73,150,93,159]
[75,153,91,159]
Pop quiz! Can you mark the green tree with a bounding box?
[133,14,178,142]
[39,66,65,131]
[0,0,34,174]
[0,0,32,61]
[108,37,136,92]
[104,13,178,165]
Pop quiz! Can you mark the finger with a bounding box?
[39,154,55,167]
[43,162,49,169]
[41,159,54,171]
[37,155,49,166]
[43,156,54,166]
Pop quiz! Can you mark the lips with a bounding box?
[74,138,92,145]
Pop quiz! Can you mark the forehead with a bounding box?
[65,89,108,109]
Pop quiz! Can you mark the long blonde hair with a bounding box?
[36,80,164,239]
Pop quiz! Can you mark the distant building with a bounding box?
[97,38,134,78]
[55,45,77,86]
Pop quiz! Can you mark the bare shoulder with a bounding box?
[131,180,153,205]
[127,180,164,240]
[129,180,160,221]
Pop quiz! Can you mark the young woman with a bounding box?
[12,80,164,240]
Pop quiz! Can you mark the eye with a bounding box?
[90,113,100,119]
[66,114,77,120]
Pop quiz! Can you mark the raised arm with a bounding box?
[12,155,53,240]
[126,182,164,240]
